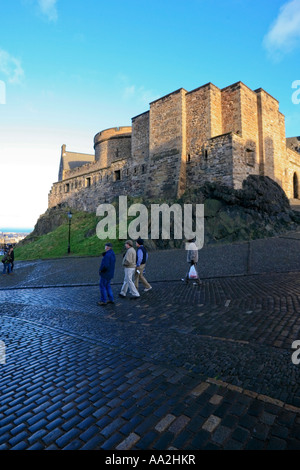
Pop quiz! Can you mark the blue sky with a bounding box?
[0,0,300,229]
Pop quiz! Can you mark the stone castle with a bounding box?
[48,81,300,211]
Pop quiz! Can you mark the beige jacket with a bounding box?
[122,247,136,268]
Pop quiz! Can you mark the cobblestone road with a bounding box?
[0,235,300,450]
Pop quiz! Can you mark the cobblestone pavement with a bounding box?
[0,235,300,450]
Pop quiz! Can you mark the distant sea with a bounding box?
[1,228,33,233]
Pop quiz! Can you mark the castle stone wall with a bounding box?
[285,148,300,199]
[146,88,187,198]
[187,133,233,186]
[232,133,258,189]
[49,157,135,211]
[131,112,149,164]
[221,83,242,136]
[256,89,286,187]
[210,84,223,138]
[186,84,211,162]
[48,80,300,211]
[240,84,259,156]
[94,127,131,169]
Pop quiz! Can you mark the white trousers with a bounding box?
[120,268,140,297]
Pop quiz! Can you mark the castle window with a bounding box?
[246,149,255,167]
[133,167,137,175]
[86,177,91,187]
[141,164,146,174]
[115,148,119,159]
[114,170,121,181]
[201,149,208,170]
[65,183,69,193]
[293,172,299,199]
[187,154,191,163]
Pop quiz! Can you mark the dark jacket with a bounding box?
[99,249,116,280]
[2,251,13,264]
[136,246,148,266]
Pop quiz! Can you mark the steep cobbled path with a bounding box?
[0,242,300,450]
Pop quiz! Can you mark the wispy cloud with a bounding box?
[263,0,300,60]
[37,0,58,22]
[23,0,58,22]
[119,76,159,107]
[123,85,158,105]
[0,49,24,84]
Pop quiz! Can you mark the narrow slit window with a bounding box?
[201,149,208,169]
[246,149,255,167]
[114,170,121,181]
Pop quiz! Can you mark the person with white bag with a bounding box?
[183,239,202,285]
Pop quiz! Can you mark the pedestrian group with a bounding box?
[2,246,14,275]
[98,237,152,306]
[97,237,201,306]
[1,241,201,302]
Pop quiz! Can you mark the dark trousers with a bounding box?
[100,277,114,303]
[2,263,11,274]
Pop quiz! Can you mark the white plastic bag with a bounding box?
[188,265,198,279]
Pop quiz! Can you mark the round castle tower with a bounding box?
[94,126,132,169]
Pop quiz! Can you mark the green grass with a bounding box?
[14,210,125,260]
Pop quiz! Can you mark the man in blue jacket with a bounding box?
[98,242,116,306]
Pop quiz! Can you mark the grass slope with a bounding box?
[14,210,125,260]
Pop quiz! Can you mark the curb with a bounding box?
[204,378,300,414]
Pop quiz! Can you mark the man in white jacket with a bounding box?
[119,240,141,299]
